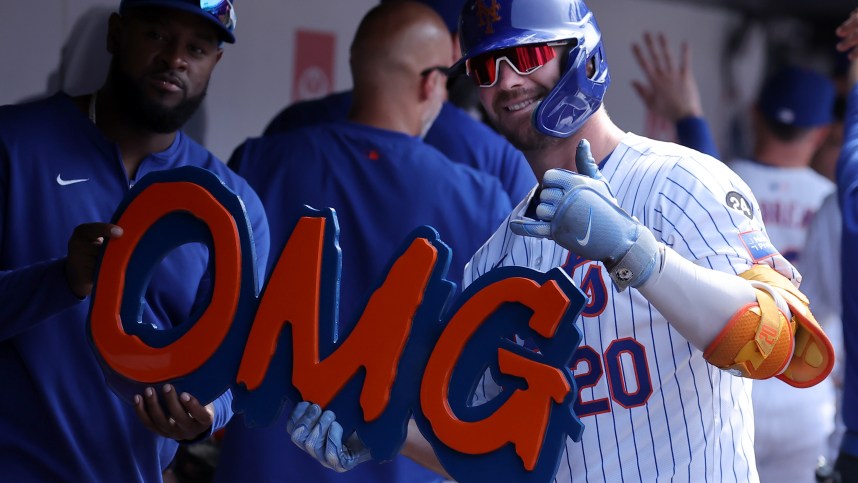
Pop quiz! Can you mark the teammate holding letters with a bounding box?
[0,1,269,481]
[288,0,835,480]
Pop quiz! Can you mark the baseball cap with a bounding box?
[756,66,835,127]
[380,0,464,34]
[119,0,236,43]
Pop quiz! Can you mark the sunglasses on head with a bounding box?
[200,0,235,32]
[465,41,570,87]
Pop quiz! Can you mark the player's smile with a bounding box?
[477,49,562,152]
[482,76,553,151]
[493,87,546,120]
[504,97,539,113]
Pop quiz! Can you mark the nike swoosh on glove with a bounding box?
[286,401,372,472]
[510,139,661,290]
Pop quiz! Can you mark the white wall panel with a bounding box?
[1,0,762,162]
[591,0,757,160]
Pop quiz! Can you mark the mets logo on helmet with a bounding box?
[477,0,502,34]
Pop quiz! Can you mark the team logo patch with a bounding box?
[726,191,754,219]
[739,230,778,262]
[476,0,502,34]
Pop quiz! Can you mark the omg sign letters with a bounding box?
[87,166,586,483]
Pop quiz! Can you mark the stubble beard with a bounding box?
[494,115,563,152]
[489,88,562,152]
[110,56,207,134]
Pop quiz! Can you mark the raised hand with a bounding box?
[65,222,124,298]
[510,140,661,290]
[287,401,372,472]
[631,32,704,123]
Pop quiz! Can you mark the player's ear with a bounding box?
[418,70,435,102]
[808,125,832,150]
[420,69,448,103]
[450,32,462,65]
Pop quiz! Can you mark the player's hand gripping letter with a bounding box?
[65,222,124,298]
[287,401,372,473]
[510,139,660,289]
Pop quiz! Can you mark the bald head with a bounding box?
[350,1,452,89]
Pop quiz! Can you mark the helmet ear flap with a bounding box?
[533,40,611,138]
[556,38,577,73]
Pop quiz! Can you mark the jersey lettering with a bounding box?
[571,346,610,416]
[572,341,653,417]
[604,339,653,409]
[563,254,608,317]
[726,191,754,219]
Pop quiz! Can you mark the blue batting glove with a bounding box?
[286,401,371,472]
[325,416,373,471]
[510,139,661,290]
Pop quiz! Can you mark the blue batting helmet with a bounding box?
[456,0,610,137]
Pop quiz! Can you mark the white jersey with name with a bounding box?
[465,133,799,482]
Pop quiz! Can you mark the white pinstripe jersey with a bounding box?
[465,133,800,482]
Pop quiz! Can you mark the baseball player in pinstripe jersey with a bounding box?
[285,0,836,481]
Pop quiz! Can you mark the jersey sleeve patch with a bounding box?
[739,230,778,262]
[726,191,754,219]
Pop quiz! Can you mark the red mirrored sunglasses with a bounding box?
[465,41,569,87]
